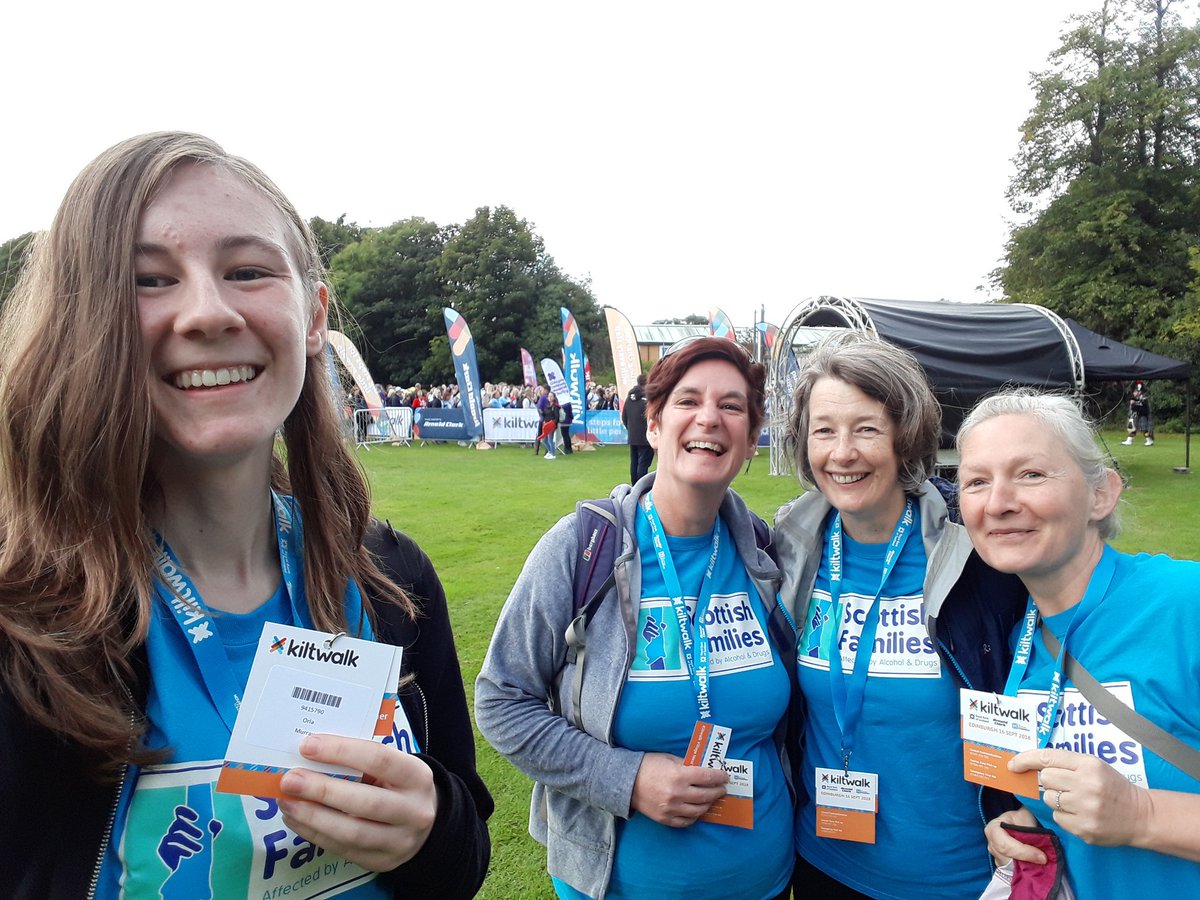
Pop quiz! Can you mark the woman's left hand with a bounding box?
[278,734,437,872]
[1009,747,1151,847]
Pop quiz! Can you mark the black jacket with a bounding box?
[1,521,492,899]
[620,385,649,446]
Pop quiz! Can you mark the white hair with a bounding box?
[957,388,1121,540]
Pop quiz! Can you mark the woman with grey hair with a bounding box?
[774,332,1026,898]
[957,387,1200,897]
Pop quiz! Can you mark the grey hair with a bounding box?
[784,332,940,494]
[956,387,1121,540]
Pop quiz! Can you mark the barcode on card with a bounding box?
[292,686,343,708]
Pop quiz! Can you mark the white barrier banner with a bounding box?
[355,407,413,443]
[484,407,540,442]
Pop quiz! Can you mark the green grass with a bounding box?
[357,432,1200,897]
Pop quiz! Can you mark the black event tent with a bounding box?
[773,296,1191,453]
[1065,318,1191,382]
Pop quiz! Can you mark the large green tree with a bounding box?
[437,206,605,385]
[310,215,365,268]
[996,0,1200,421]
[328,218,449,386]
[323,206,604,388]
[436,206,541,383]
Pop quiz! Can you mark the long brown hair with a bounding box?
[0,132,412,774]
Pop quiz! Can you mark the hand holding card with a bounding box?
[278,734,438,872]
[217,624,406,798]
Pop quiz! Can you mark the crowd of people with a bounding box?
[1,131,1196,900]
[358,380,623,412]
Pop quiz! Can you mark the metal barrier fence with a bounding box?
[353,407,413,447]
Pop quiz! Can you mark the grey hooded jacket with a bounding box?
[774,480,974,624]
[475,476,795,899]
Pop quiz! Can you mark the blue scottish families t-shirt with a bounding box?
[795,509,993,899]
[96,585,389,900]
[595,514,791,900]
[1010,550,1200,897]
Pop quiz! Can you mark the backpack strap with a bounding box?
[572,499,619,616]
[749,510,770,553]
[561,499,622,731]
[929,475,962,524]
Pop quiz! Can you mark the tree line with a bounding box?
[311,207,606,388]
[3,0,1199,422]
[997,0,1200,427]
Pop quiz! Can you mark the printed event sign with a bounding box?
[960,689,1041,798]
[574,410,628,445]
[217,623,403,798]
[413,407,471,441]
[483,407,541,442]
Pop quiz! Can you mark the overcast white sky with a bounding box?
[4,1,1098,328]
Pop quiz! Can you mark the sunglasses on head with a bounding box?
[662,334,753,359]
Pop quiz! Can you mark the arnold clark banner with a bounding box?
[412,407,470,441]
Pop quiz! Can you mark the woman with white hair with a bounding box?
[957,387,1200,896]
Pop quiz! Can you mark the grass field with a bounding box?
[359,433,1200,898]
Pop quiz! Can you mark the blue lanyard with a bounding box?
[823,498,915,772]
[1003,544,1118,747]
[640,493,722,722]
[150,493,329,733]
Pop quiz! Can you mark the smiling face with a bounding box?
[136,163,327,472]
[958,413,1120,610]
[647,358,758,500]
[807,377,907,542]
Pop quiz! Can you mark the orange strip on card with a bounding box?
[962,743,1040,799]
[701,795,754,830]
[816,806,876,844]
[374,696,397,738]
[216,765,286,798]
[684,721,714,767]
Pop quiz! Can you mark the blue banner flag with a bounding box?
[560,307,587,412]
[443,308,485,440]
[757,320,800,397]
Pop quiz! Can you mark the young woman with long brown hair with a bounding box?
[0,132,491,899]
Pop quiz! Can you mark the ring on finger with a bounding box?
[1055,790,1064,811]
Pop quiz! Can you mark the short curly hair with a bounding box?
[784,332,940,494]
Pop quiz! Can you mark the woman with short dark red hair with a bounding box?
[478,336,797,899]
